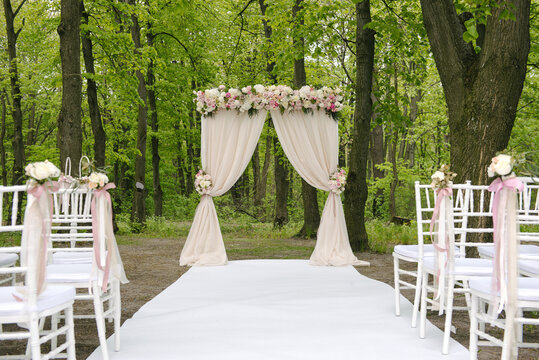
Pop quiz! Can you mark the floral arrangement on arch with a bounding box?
[195,170,213,195]
[329,168,347,194]
[25,160,61,186]
[194,85,344,118]
[430,164,457,189]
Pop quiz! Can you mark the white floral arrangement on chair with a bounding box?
[487,154,515,178]
[194,85,344,118]
[430,164,457,189]
[25,160,61,186]
[86,172,109,189]
[195,170,213,195]
[329,168,347,194]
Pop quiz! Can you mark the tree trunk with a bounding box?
[27,93,36,146]
[3,0,25,183]
[273,133,289,227]
[81,0,106,168]
[370,123,384,217]
[253,135,271,216]
[343,0,374,252]
[420,0,530,185]
[146,30,162,217]
[0,91,6,186]
[388,128,399,220]
[259,0,288,226]
[129,0,148,223]
[293,0,319,238]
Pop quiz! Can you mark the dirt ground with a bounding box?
[2,237,539,359]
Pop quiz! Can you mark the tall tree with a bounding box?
[129,0,148,223]
[420,0,530,185]
[259,0,290,227]
[293,0,320,238]
[81,0,106,168]
[3,0,25,183]
[146,10,163,217]
[344,0,375,251]
[57,0,82,173]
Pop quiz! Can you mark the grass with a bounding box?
[115,216,417,255]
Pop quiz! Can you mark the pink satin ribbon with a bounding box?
[91,183,116,292]
[429,187,452,298]
[488,177,524,294]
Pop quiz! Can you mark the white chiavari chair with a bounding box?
[419,183,495,354]
[0,188,76,360]
[46,186,124,360]
[393,181,468,327]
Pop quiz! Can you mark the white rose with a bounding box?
[44,160,60,178]
[299,85,311,97]
[32,162,51,180]
[431,171,444,182]
[254,84,265,93]
[229,88,241,97]
[89,172,101,184]
[491,154,513,176]
[207,88,219,98]
[240,101,252,112]
[98,173,108,187]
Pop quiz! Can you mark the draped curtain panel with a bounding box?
[180,110,267,266]
[270,109,367,266]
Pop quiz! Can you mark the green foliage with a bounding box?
[366,219,417,253]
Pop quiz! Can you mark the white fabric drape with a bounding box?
[93,191,129,289]
[180,110,267,266]
[270,109,367,266]
[18,188,52,300]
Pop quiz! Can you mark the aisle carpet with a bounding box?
[87,259,469,359]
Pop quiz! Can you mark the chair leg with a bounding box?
[51,313,59,350]
[469,294,479,360]
[65,306,76,360]
[114,280,121,352]
[93,286,110,360]
[419,271,428,339]
[393,254,401,317]
[442,276,456,355]
[29,315,41,360]
[411,260,423,328]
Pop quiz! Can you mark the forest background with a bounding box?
[0,0,536,251]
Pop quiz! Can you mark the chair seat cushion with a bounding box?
[423,257,493,276]
[52,250,94,264]
[46,263,94,283]
[469,277,539,302]
[0,253,18,267]
[518,260,539,276]
[0,285,75,317]
[478,244,539,260]
[393,244,436,259]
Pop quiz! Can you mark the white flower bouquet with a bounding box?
[195,170,213,195]
[430,164,457,189]
[487,154,515,178]
[87,172,109,189]
[329,168,347,194]
[25,160,61,186]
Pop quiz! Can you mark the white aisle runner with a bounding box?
[88,260,468,359]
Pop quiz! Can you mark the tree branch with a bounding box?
[13,0,27,18]
[153,32,197,71]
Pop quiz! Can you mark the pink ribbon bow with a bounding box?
[488,177,524,293]
[91,183,116,292]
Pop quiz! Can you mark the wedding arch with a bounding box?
[179,85,368,267]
